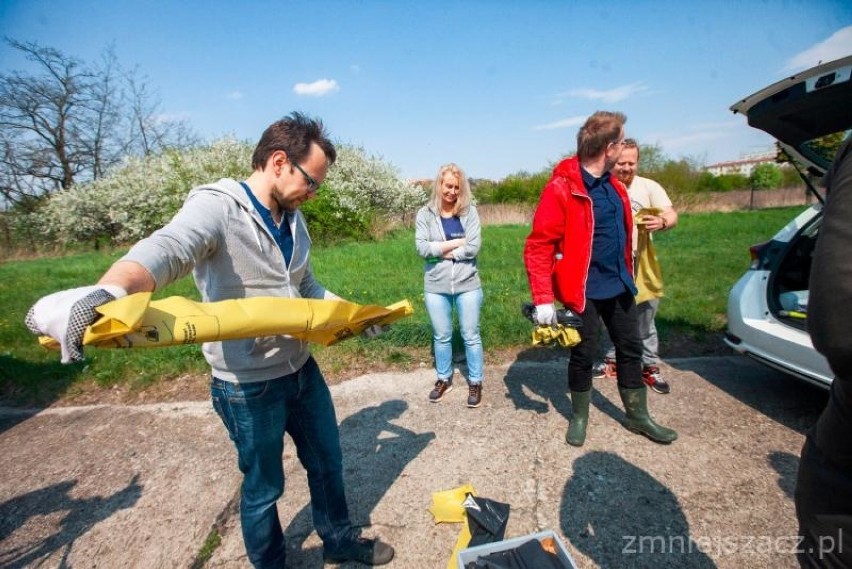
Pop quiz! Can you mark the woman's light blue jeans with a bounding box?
[424,288,484,383]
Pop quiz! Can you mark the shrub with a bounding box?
[646,158,702,194]
[38,138,253,245]
[29,139,423,247]
[750,163,783,190]
[475,168,552,205]
[695,172,749,193]
[781,165,804,187]
[303,145,425,242]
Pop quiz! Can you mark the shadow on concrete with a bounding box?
[501,347,641,430]
[668,356,827,435]
[283,399,435,564]
[561,451,716,568]
[0,354,85,434]
[768,450,800,500]
[0,475,142,569]
[502,346,572,420]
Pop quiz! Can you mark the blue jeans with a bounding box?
[424,288,484,383]
[211,357,353,569]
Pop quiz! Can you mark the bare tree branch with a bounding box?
[0,37,197,210]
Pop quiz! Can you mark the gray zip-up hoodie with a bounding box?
[121,178,333,383]
[414,204,482,294]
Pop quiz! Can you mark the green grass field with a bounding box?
[0,206,805,405]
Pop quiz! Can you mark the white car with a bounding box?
[725,55,852,389]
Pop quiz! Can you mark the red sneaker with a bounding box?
[642,366,671,394]
[593,358,617,379]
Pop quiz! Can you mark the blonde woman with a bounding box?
[415,163,484,407]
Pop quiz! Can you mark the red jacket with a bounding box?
[523,156,634,313]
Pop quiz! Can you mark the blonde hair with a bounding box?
[430,162,471,216]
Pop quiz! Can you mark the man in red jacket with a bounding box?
[523,111,676,447]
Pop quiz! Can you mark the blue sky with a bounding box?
[1,0,851,181]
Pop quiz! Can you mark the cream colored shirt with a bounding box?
[627,175,672,251]
[628,175,672,212]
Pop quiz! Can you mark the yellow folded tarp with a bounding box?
[37,293,413,351]
[530,324,581,348]
[634,207,665,305]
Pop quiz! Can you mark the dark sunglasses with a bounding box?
[291,160,319,192]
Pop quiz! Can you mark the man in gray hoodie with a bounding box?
[26,113,394,567]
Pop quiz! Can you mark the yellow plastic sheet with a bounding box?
[531,324,581,348]
[37,293,413,351]
[634,207,665,305]
[428,484,476,569]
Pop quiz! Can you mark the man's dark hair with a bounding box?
[576,111,627,160]
[251,111,337,170]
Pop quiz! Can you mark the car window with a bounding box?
[800,130,852,171]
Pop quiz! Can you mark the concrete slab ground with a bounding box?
[0,355,829,568]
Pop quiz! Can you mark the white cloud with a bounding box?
[532,116,587,131]
[560,82,649,103]
[293,79,340,97]
[783,26,852,72]
[226,91,244,100]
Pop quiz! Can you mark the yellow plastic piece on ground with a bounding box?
[428,484,476,569]
[428,483,476,523]
[447,523,473,569]
[531,324,581,348]
[38,293,413,351]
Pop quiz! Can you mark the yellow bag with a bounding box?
[37,293,413,351]
[634,208,665,304]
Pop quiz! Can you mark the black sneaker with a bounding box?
[642,365,671,394]
[324,537,395,566]
[467,384,482,408]
[429,380,453,402]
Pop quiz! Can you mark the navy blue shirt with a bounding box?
[440,216,465,240]
[581,168,636,299]
[240,182,293,267]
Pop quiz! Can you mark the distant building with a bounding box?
[705,152,777,177]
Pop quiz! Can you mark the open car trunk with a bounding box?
[731,54,852,202]
[766,211,821,331]
[733,55,852,335]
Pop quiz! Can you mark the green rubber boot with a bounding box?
[566,390,591,447]
[618,386,678,444]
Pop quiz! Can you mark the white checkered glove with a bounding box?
[534,303,557,326]
[25,285,127,363]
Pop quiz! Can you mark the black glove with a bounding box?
[521,302,582,328]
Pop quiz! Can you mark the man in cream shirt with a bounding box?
[595,139,678,394]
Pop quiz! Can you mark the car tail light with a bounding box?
[749,241,771,269]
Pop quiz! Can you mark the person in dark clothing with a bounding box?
[795,135,852,568]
